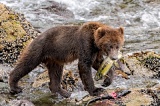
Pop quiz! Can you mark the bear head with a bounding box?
[94,26,124,60]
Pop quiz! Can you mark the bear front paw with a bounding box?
[90,88,105,96]
[102,78,112,87]
[10,86,22,95]
[58,89,71,98]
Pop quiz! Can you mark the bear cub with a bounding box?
[9,22,124,98]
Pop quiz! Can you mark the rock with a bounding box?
[0,71,8,83]
[143,0,160,3]
[0,64,12,82]
[0,3,40,65]
[83,88,155,106]
[121,89,152,106]
[32,70,81,92]
[41,1,74,18]
[122,51,160,78]
[0,82,8,88]
[9,100,35,106]
[32,70,49,88]
[115,70,129,79]
[119,0,139,9]
[70,91,89,102]
[0,82,12,106]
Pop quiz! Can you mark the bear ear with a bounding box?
[97,27,106,38]
[118,27,124,34]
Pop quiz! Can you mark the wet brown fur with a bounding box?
[9,22,124,98]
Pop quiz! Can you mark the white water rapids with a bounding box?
[1,0,160,53]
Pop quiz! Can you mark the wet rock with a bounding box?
[122,89,153,106]
[32,70,81,92]
[0,82,8,88]
[41,1,74,18]
[143,0,160,3]
[119,0,140,9]
[115,70,130,79]
[32,70,49,88]
[0,82,10,97]
[0,3,40,65]
[79,88,154,106]
[70,91,89,102]
[140,89,160,106]
[0,64,12,82]
[31,93,57,106]
[9,100,35,106]
[122,51,160,78]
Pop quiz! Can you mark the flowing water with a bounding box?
[1,0,160,53]
[0,0,160,105]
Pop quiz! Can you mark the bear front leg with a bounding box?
[78,61,104,96]
[92,52,104,70]
[46,62,71,98]
[102,67,114,87]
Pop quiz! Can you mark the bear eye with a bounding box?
[110,45,113,49]
[116,46,119,49]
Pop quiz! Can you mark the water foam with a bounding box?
[53,0,99,20]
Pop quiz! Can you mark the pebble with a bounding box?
[9,100,35,106]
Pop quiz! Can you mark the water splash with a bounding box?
[53,0,100,20]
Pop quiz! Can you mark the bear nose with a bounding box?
[110,57,118,60]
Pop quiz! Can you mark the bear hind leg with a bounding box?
[9,52,42,94]
[47,62,71,98]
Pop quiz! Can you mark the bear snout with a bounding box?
[110,56,118,60]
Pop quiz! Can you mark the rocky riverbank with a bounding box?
[0,2,160,106]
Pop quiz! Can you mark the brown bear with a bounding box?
[9,22,124,98]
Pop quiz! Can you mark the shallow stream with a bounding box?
[0,0,160,106]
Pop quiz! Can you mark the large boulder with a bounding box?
[0,3,40,64]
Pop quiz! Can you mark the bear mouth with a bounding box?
[103,50,108,56]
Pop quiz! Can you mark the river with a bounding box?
[0,0,160,105]
[1,0,160,54]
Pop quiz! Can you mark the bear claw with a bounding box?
[92,88,105,96]
[10,86,22,95]
[59,89,71,98]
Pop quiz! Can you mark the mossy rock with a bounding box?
[0,3,40,65]
[123,51,160,77]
